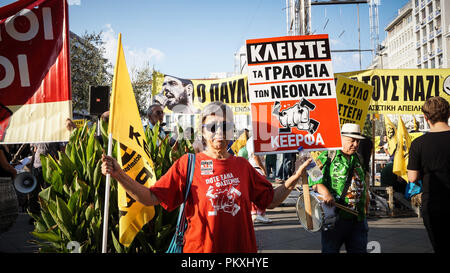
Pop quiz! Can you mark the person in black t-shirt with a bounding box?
[407,96,450,253]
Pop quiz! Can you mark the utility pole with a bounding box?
[286,0,311,36]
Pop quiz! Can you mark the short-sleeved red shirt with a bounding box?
[150,152,274,253]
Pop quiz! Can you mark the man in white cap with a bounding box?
[308,123,369,253]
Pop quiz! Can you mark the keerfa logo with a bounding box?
[443,76,450,96]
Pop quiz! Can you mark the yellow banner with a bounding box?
[73,119,86,128]
[152,72,250,115]
[109,34,156,246]
[336,69,450,114]
[335,76,374,128]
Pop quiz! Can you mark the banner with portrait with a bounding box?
[0,0,72,143]
[151,72,250,115]
[336,69,450,114]
[246,34,342,154]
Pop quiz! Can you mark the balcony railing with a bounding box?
[435,9,441,17]
[428,15,433,23]
[415,24,420,32]
[416,41,421,48]
[435,27,442,36]
[423,55,428,62]
[429,31,434,39]
[437,48,443,55]
[422,38,427,44]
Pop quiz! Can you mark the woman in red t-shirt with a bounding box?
[102,101,311,253]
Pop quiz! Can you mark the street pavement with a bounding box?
[0,191,433,253]
[255,190,433,253]
[254,206,433,253]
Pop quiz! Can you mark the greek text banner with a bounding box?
[336,69,450,114]
[0,0,72,143]
[335,76,374,128]
[152,73,250,115]
[246,35,342,154]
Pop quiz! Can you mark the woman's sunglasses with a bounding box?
[203,121,234,134]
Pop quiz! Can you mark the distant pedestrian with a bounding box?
[265,154,276,180]
[28,142,61,223]
[246,136,272,224]
[145,104,166,140]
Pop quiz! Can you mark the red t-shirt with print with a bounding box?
[150,152,274,253]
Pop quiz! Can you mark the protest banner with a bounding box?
[104,34,156,249]
[72,119,86,128]
[0,0,72,143]
[336,69,450,114]
[335,76,373,128]
[246,34,342,154]
[152,72,250,115]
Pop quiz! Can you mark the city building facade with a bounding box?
[414,0,449,69]
[373,0,450,69]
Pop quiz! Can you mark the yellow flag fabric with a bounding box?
[230,131,248,155]
[384,115,397,156]
[393,116,411,182]
[109,33,156,246]
[410,132,423,142]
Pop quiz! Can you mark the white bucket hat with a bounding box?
[341,123,365,140]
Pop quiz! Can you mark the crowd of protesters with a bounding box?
[1,96,448,253]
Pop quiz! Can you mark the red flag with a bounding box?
[0,0,71,143]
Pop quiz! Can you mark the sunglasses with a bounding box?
[203,121,234,134]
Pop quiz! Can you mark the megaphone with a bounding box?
[14,172,37,194]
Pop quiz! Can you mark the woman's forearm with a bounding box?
[115,171,160,207]
[267,169,302,209]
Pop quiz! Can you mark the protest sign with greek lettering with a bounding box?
[246,35,342,154]
[336,69,450,114]
[335,76,374,128]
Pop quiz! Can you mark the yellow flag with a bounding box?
[393,116,411,182]
[230,131,248,155]
[109,33,156,246]
[384,115,397,155]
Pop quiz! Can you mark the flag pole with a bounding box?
[101,132,113,253]
[101,33,121,253]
